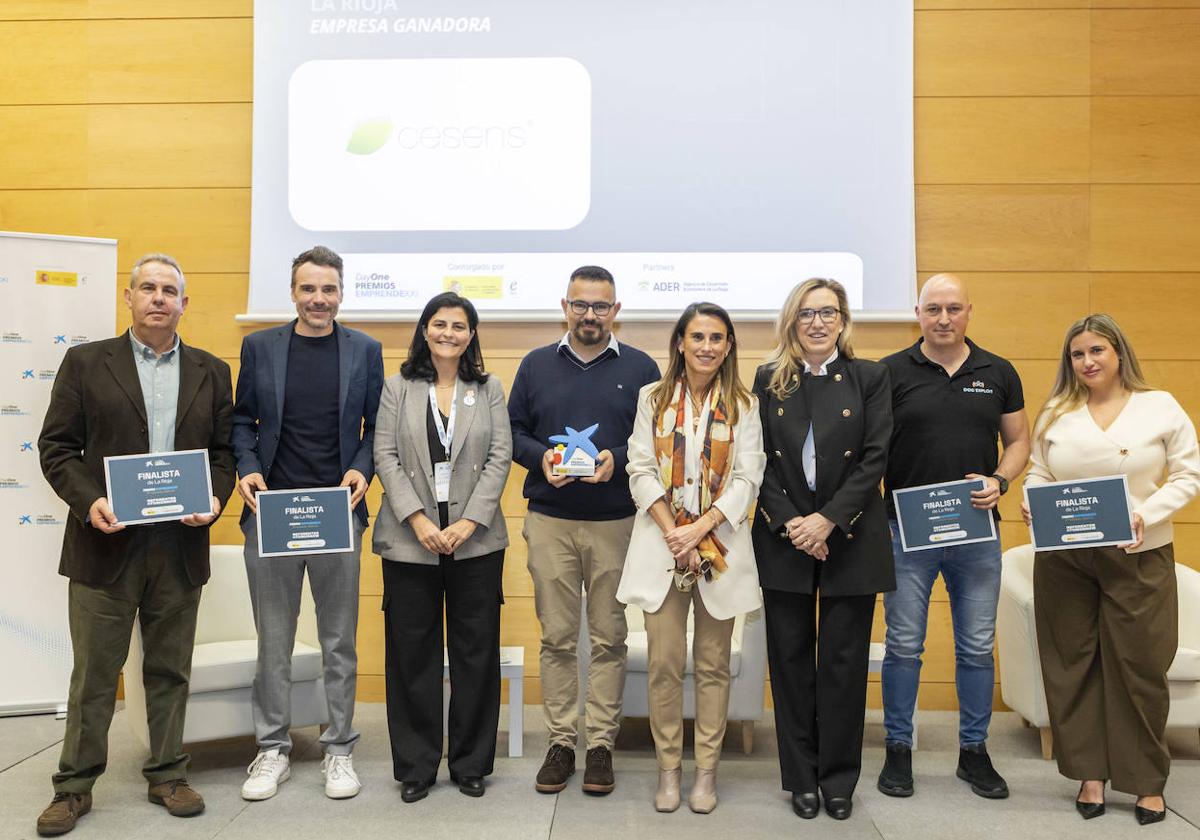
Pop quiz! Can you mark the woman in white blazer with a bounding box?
[618,302,765,815]
[372,292,512,803]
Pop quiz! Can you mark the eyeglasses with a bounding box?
[671,558,714,592]
[798,307,840,324]
[566,299,614,316]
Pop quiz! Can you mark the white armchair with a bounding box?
[578,594,769,753]
[997,543,1200,759]
[123,544,328,746]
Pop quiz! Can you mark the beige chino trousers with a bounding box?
[525,511,633,750]
[643,583,735,770]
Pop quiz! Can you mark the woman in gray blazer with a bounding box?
[373,292,512,802]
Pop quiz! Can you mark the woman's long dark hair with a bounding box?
[400,292,489,384]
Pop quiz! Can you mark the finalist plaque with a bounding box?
[892,478,998,552]
[1025,475,1134,551]
[255,486,354,558]
[550,423,600,477]
[103,449,214,525]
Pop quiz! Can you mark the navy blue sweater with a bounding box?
[508,341,660,520]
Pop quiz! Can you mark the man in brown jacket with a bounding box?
[34,253,235,836]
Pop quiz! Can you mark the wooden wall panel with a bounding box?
[916,185,1090,271]
[916,98,1090,184]
[915,10,1090,96]
[0,188,249,272]
[0,1,251,19]
[1090,274,1200,359]
[1092,10,1200,96]
[1090,185,1200,271]
[1091,97,1200,184]
[0,18,251,104]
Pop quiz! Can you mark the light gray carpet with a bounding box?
[0,705,1196,840]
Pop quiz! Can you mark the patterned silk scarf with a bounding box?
[653,377,735,579]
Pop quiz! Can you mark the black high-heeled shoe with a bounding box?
[1135,798,1166,826]
[1074,781,1105,820]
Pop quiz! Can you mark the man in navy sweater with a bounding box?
[509,266,659,795]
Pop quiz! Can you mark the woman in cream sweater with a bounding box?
[1022,314,1200,826]
[617,302,765,815]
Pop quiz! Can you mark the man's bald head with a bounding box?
[918,273,969,307]
[915,273,972,353]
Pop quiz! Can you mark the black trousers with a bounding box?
[763,587,876,798]
[382,550,504,782]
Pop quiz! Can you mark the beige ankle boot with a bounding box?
[655,767,682,812]
[688,767,718,813]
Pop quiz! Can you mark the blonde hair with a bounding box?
[649,302,752,426]
[1033,313,1151,440]
[764,278,854,399]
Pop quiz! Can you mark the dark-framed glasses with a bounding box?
[798,307,840,324]
[566,299,614,316]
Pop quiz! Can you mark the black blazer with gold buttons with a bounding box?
[751,356,895,596]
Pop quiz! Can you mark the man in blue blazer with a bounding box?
[231,246,383,802]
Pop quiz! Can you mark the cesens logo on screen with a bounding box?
[288,58,592,232]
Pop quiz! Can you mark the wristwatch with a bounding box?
[991,474,1009,495]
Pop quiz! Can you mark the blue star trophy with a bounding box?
[549,423,600,477]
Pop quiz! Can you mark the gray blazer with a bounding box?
[372,373,511,563]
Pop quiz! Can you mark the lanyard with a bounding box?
[427,381,457,460]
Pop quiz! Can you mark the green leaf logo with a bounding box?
[346,119,394,155]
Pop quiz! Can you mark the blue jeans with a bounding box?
[881,521,1001,748]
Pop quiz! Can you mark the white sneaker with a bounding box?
[322,754,361,799]
[242,749,290,801]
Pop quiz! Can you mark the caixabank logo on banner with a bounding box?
[2,331,32,345]
[1,476,31,491]
[17,368,56,382]
[15,513,65,527]
[1,403,32,417]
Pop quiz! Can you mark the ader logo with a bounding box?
[651,282,680,292]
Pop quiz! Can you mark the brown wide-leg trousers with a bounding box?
[1033,544,1178,795]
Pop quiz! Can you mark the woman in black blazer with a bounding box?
[752,278,894,821]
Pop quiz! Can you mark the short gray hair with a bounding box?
[130,253,185,291]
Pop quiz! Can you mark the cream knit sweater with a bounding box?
[1026,390,1200,552]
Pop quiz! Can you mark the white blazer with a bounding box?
[617,383,767,620]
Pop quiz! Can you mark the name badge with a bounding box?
[435,461,451,503]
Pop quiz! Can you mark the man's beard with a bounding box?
[571,321,606,346]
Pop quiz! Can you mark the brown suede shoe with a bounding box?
[147,780,205,817]
[37,792,92,836]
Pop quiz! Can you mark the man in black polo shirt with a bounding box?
[876,274,1029,800]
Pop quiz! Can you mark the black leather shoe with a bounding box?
[1135,803,1166,826]
[1075,781,1105,820]
[824,796,852,820]
[456,776,485,798]
[400,778,434,803]
[791,791,819,819]
[877,743,914,797]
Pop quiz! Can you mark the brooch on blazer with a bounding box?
[463,389,476,406]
